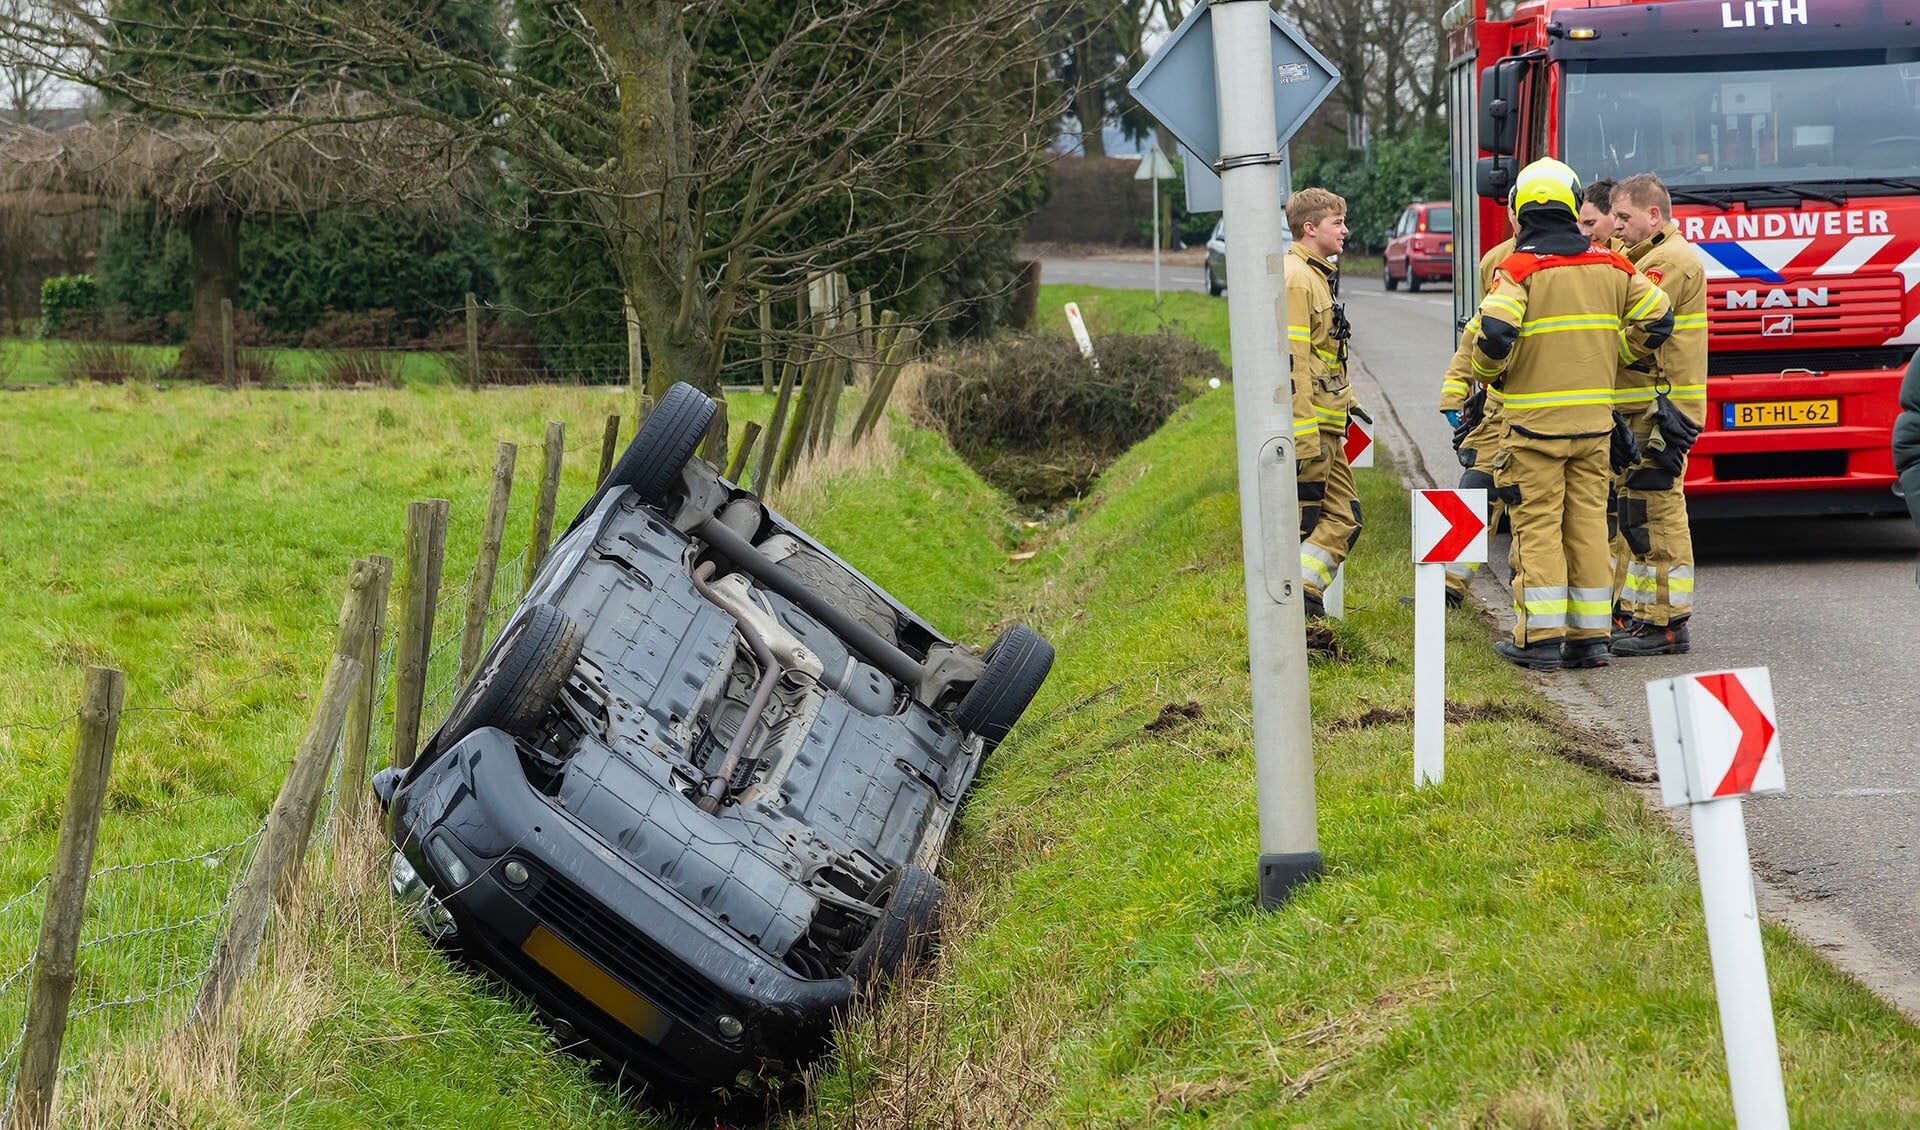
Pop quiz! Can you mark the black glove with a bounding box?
[1609,411,1640,474]
[1452,385,1486,451]
[1644,392,1703,476]
[1349,402,1373,426]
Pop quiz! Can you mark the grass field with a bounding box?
[5,291,1918,1125]
[0,338,467,386]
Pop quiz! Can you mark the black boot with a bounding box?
[1610,618,1690,657]
[1495,638,1564,671]
[1560,638,1611,669]
[1304,589,1326,621]
[1444,585,1464,610]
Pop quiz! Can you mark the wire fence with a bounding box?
[0,504,534,1120]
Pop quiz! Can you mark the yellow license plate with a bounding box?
[522,924,671,1042]
[1722,398,1838,429]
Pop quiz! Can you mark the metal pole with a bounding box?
[1414,561,1445,787]
[1152,174,1162,302]
[1212,0,1320,908]
[1690,796,1791,1129]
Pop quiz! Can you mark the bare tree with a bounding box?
[7,0,1054,394]
[1276,0,1449,146]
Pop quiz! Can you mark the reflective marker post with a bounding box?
[1411,488,1487,787]
[1647,668,1790,1129]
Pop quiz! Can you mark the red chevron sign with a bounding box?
[1411,489,1488,565]
[1646,667,1785,806]
[1344,415,1373,468]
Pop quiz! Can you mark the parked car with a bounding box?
[1204,219,1227,296]
[1383,201,1454,292]
[374,383,1055,1100]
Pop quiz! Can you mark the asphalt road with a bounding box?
[1065,257,1920,1016]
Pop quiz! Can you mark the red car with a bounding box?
[1383,202,1453,292]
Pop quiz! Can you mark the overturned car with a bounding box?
[374,383,1053,1096]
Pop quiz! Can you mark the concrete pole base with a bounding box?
[1258,850,1324,909]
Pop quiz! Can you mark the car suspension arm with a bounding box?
[690,561,781,814]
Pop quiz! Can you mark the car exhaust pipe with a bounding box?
[690,561,781,814]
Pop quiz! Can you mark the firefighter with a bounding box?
[1439,235,1516,608]
[1467,158,1673,670]
[1608,173,1707,655]
[1283,187,1361,619]
[1577,178,1620,248]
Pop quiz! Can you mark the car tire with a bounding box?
[953,624,1054,750]
[606,382,717,506]
[1407,264,1423,293]
[1206,265,1224,297]
[847,863,944,990]
[439,603,585,747]
[1383,259,1399,291]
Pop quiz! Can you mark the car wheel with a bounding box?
[607,382,718,506]
[1383,259,1399,291]
[1407,264,1423,293]
[1206,264,1224,297]
[953,624,1054,751]
[439,603,585,748]
[846,863,944,990]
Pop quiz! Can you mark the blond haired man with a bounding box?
[1608,173,1707,655]
[1283,187,1360,618]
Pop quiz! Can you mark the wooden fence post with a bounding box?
[596,415,620,486]
[290,560,381,879]
[816,355,848,454]
[465,292,480,387]
[626,298,644,416]
[459,441,518,684]
[858,289,875,385]
[336,554,394,841]
[523,421,564,590]
[759,291,774,394]
[11,666,123,1130]
[725,421,762,484]
[194,650,361,1027]
[755,350,802,491]
[220,298,235,387]
[776,347,826,486]
[852,323,917,445]
[390,499,449,772]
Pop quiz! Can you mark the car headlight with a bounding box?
[428,834,472,888]
[390,851,426,903]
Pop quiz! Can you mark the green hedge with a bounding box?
[38,274,99,337]
[1291,128,1450,254]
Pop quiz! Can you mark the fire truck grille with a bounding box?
[1709,273,1906,341]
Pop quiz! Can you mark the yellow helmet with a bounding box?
[1511,157,1581,215]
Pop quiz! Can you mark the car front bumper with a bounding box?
[389,729,855,1096]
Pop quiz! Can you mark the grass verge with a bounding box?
[788,388,1920,1127]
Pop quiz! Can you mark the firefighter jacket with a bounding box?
[1897,349,1920,528]
[1469,246,1675,439]
[1440,237,1516,414]
[1284,243,1353,457]
[1618,221,1708,425]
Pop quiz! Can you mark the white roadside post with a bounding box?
[1135,145,1176,302]
[1129,0,1340,907]
[1410,488,1487,787]
[1063,302,1098,370]
[1323,412,1375,619]
[1646,667,1790,1129]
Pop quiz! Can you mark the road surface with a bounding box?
[1054,257,1920,1017]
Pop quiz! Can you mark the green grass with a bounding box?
[1038,284,1233,366]
[0,337,472,386]
[786,390,1920,1126]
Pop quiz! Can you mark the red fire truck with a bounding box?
[1447,0,1920,516]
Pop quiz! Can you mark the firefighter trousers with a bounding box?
[1617,454,1694,626]
[1493,432,1613,646]
[1445,438,1505,598]
[1298,427,1361,597]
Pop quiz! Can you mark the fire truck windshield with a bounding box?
[1563,55,1920,191]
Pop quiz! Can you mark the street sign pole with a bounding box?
[1412,488,1488,788]
[1647,669,1790,1129]
[1212,0,1319,907]
[1152,173,1161,301]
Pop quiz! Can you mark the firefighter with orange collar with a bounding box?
[1283,187,1361,619]
[1608,173,1707,655]
[1468,158,1674,670]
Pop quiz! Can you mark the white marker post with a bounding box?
[1411,488,1487,787]
[1647,668,1790,1130]
[1321,414,1373,621]
[1063,302,1098,370]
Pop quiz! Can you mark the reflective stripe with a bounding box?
[1300,544,1335,587]
[1471,355,1504,379]
[1667,383,1707,401]
[1446,561,1478,580]
[1520,587,1569,628]
[1617,333,1641,364]
[1288,325,1312,343]
[1628,288,1665,320]
[1672,313,1708,328]
[1569,587,1612,629]
[1483,294,1526,319]
[1315,348,1342,365]
[1668,588,1694,608]
[1519,314,1622,336]
[1294,417,1319,438]
[1667,568,1695,593]
[1313,406,1348,424]
[1442,378,1471,397]
[1613,387,1658,405]
[1525,611,1568,629]
[1505,387,1617,409]
[1463,317,1482,336]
